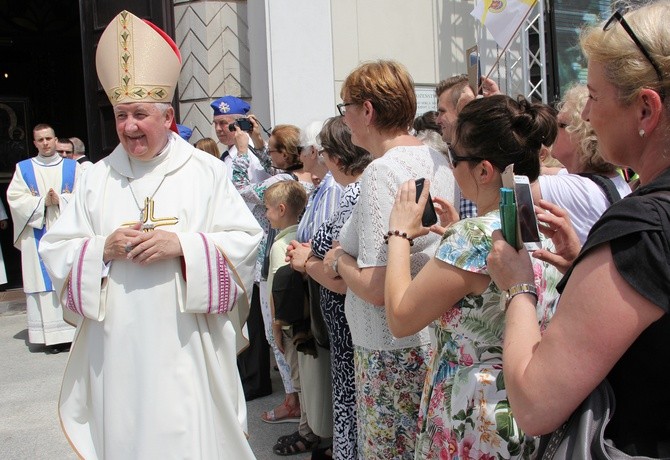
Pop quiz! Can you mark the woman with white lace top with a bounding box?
[322,60,457,459]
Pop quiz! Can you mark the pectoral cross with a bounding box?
[123,197,179,232]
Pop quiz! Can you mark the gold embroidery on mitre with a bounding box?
[107,11,171,103]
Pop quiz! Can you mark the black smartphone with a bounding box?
[415,178,438,227]
[228,117,253,132]
[513,175,541,250]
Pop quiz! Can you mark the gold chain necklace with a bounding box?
[127,175,168,221]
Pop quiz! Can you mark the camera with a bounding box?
[228,118,253,132]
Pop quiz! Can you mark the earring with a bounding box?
[639,129,645,138]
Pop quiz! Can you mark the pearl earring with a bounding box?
[639,129,645,138]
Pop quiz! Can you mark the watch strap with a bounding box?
[504,283,538,311]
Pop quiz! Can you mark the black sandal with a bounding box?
[273,431,319,456]
[310,445,333,459]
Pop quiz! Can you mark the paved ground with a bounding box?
[0,291,314,459]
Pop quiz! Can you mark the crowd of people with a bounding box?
[7,2,670,459]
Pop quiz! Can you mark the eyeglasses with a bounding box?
[603,10,665,100]
[447,146,485,169]
[337,102,356,116]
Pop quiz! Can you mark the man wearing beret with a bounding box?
[211,95,270,186]
[39,11,261,459]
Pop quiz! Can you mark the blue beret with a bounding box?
[176,124,192,141]
[211,96,250,117]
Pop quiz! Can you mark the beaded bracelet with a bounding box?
[383,230,414,246]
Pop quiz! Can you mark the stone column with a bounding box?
[173,0,251,142]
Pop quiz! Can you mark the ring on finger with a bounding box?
[125,243,134,253]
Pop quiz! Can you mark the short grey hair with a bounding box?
[69,137,85,154]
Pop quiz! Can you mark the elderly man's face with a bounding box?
[213,114,237,147]
[114,103,173,161]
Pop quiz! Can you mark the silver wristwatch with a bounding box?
[503,283,538,311]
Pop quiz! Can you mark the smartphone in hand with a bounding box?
[513,175,541,251]
[415,178,438,227]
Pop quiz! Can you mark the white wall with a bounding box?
[250,0,336,131]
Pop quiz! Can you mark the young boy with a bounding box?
[264,180,308,350]
[264,181,316,448]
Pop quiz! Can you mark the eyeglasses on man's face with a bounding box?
[603,10,665,100]
[337,102,356,116]
[447,145,485,169]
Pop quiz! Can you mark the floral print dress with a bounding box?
[414,211,560,459]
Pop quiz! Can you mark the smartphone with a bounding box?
[228,117,253,132]
[415,178,438,227]
[513,175,541,250]
[467,45,483,96]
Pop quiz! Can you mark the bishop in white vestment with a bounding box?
[38,11,262,459]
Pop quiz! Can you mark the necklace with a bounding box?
[127,175,167,220]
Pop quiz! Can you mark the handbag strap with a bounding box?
[578,173,622,205]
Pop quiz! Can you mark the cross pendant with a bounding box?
[123,197,179,231]
[139,197,179,232]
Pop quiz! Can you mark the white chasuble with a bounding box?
[39,133,262,460]
[8,154,79,344]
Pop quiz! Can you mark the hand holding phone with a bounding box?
[499,188,517,249]
[513,175,541,251]
[415,178,438,227]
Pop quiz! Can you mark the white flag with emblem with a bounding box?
[471,0,537,49]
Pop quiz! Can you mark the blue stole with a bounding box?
[18,158,76,291]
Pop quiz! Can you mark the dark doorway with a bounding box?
[0,0,86,289]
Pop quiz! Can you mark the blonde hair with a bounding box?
[581,1,670,106]
[558,84,616,174]
[194,137,220,158]
[341,60,416,132]
[264,181,307,218]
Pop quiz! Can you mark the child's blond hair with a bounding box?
[264,181,307,218]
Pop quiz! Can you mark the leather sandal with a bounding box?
[273,431,319,456]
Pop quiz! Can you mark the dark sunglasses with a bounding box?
[603,10,665,100]
[447,146,485,169]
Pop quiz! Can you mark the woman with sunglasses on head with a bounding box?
[385,95,563,459]
[322,60,457,459]
[487,2,670,457]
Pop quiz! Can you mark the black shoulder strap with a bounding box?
[577,173,622,205]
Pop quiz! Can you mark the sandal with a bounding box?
[261,402,300,424]
[273,431,319,456]
[310,445,333,459]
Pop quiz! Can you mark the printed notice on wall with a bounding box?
[415,85,437,117]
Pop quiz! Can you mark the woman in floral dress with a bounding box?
[384,95,563,459]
